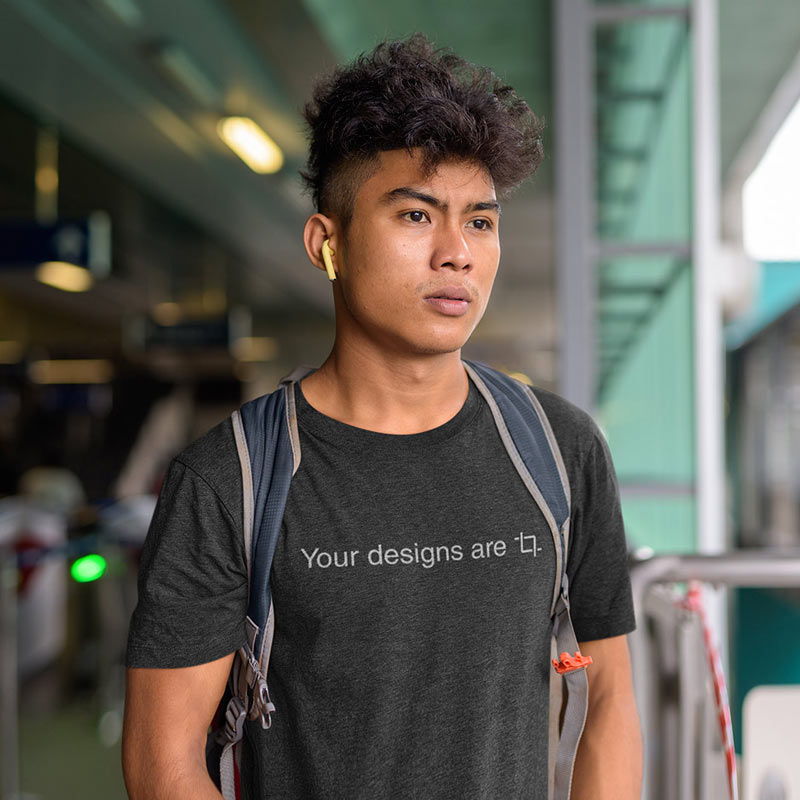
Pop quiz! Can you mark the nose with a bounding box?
[433,223,471,271]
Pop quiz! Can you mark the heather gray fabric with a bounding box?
[127,418,246,668]
[127,377,635,799]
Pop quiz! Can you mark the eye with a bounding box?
[401,210,429,223]
[468,218,494,231]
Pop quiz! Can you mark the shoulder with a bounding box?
[529,387,623,540]
[529,385,607,470]
[175,416,237,475]
[169,416,242,521]
[466,360,608,475]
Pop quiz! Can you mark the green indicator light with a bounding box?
[71,554,107,583]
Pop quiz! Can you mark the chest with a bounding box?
[271,417,558,651]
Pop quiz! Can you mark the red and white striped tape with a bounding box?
[681,581,739,800]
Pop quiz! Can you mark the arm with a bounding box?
[122,652,234,800]
[570,635,642,800]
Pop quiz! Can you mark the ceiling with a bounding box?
[0,0,798,387]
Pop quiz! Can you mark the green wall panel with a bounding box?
[599,265,696,550]
[596,16,695,553]
[617,497,695,552]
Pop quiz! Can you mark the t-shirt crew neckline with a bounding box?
[294,375,482,450]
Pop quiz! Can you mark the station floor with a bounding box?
[19,702,126,799]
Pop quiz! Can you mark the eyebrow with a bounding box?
[471,200,502,215]
[380,187,501,216]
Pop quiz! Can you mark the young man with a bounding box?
[123,35,641,799]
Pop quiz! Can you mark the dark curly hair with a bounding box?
[302,34,544,225]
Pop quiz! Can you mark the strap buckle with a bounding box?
[552,650,593,675]
[224,695,246,743]
[254,675,276,729]
[234,645,276,729]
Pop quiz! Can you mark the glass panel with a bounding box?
[594,16,691,242]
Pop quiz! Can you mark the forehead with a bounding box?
[352,149,496,206]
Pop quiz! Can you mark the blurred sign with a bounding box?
[0,212,111,276]
[143,316,232,350]
[126,307,250,353]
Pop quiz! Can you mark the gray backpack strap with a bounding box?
[516,380,587,800]
[463,360,589,800]
[552,581,590,800]
[232,410,255,581]
[218,382,303,799]
[463,361,569,614]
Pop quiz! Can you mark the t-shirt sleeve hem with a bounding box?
[572,614,636,643]
[125,630,247,669]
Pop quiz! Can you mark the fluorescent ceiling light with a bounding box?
[218,117,284,174]
[29,360,114,385]
[35,165,58,194]
[36,261,94,293]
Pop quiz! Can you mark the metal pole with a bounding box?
[555,0,596,412]
[690,6,729,781]
[691,0,724,553]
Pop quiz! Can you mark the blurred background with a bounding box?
[0,0,799,797]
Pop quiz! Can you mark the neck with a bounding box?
[300,340,469,434]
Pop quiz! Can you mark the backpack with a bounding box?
[208,360,590,800]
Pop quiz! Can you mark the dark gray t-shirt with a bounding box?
[127,376,635,799]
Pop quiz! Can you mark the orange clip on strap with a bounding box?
[552,650,593,675]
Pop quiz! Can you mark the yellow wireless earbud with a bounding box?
[321,239,336,281]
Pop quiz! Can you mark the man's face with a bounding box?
[335,149,501,357]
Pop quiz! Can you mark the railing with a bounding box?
[0,500,147,800]
[629,550,800,800]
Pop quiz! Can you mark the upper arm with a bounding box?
[122,653,234,797]
[572,638,641,798]
[578,634,636,705]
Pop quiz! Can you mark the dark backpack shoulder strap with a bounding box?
[238,382,299,661]
[217,378,304,798]
[462,360,590,800]
[463,360,570,613]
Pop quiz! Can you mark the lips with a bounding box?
[423,286,473,317]
[424,286,472,302]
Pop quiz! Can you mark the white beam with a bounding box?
[692,0,725,556]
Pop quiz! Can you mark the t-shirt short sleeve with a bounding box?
[566,425,635,642]
[534,388,636,643]
[126,422,248,668]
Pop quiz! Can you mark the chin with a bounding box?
[408,336,468,356]
[412,324,478,355]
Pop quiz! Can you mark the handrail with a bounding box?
[630,550,800,595]
[629,549,800,800]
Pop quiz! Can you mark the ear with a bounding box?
[303,213,339,277]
